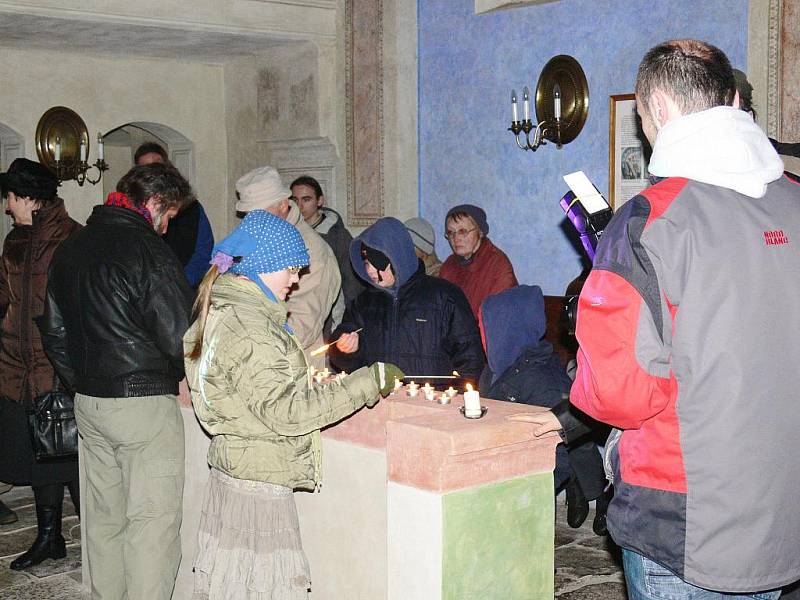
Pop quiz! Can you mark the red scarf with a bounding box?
[105,192,153,225]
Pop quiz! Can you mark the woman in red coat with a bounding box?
[439,204,517,319]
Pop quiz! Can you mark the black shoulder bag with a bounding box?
[27,376,78,462]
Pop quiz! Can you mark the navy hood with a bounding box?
[479,285,546,383]
[350,217,419,295]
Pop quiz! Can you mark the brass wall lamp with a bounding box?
[35,106,108,186]
[508,55,589,152]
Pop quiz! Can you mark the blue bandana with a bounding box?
[210,210,309,313]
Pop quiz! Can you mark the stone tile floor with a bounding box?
[0,485,796,599]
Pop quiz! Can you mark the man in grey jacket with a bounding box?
[235,166,341,368]
[568,40,800,598]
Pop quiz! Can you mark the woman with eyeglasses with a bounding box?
[183,210,401,599]
[439,204,517,319]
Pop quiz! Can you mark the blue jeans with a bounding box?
[622,549,781,600]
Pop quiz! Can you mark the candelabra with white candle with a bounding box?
[463,383,482,418]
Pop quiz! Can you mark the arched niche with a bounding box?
[101,122,194,198]
[0,122,25,240]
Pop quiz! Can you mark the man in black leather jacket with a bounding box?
[329,216,484,381]
[39,163,194,600]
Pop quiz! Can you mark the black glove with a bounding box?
[369,362,405,397]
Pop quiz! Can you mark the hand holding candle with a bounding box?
[463,383,481,418]
[310,328,363,357]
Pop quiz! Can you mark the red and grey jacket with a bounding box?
[571,174,800,592]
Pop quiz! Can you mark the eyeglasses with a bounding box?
[444,227,478,241]
[287,266,302,275]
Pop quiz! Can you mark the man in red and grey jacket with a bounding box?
[570,40,800,597]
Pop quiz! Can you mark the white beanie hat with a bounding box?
[235,166,290,212]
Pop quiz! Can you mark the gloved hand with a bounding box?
[369,362,405,397]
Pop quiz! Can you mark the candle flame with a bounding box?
[466,383,473,392]
[452,371,459,376]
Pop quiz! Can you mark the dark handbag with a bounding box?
[27,377,78,462]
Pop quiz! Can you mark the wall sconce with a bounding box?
[508,55,589,152]
[35,106,108,186]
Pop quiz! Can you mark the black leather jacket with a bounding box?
[39,206,193,398]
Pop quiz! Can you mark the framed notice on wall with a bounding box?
[609,94,651,209]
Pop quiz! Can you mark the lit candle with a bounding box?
[437,392,450,405]
[554,83,562,121]
[523,86,530,122]
[463,383,481,417]
[445,386,457,398]
[423,383,435,401]
[97,133,104,160]
[406,381,419,397]
[394,377,403,391]
[321,367,330,379]
[54,137,61,162]
[511,89,519,123]
[80,138,87,163]
[313,371,324,384]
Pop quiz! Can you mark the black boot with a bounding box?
[592,486,612,536]
[0,498,18,525]
[565,474,589,529]
[10,485,66,570]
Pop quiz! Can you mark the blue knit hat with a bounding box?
[211,210,309,284]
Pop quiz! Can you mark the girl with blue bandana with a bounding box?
[183,210,401,599]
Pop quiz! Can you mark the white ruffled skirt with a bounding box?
[193,468,311,600]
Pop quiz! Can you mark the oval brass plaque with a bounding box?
[535,55,589,144]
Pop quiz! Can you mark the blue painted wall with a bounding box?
[418,0,748,294]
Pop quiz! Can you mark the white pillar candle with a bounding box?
[54,138,61,162]
[554,83,562,121]
[97,133,104,160]
[80,138,87,162]
[463,383,481,417]
[511,89,518,123]
[523,86,530,121]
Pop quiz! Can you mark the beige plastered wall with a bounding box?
[0,47,228,233]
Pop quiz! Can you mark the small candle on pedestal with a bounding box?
[423,383,435,401]
[406,381,419,397]
[463,383,482,417]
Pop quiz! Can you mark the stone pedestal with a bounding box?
[295,387,560,599]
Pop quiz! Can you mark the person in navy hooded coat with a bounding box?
[329,217,484,381]
[479,285,608,532]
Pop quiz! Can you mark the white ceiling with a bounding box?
[0,12,300,62]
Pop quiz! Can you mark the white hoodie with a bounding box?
[647,106,785,198]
